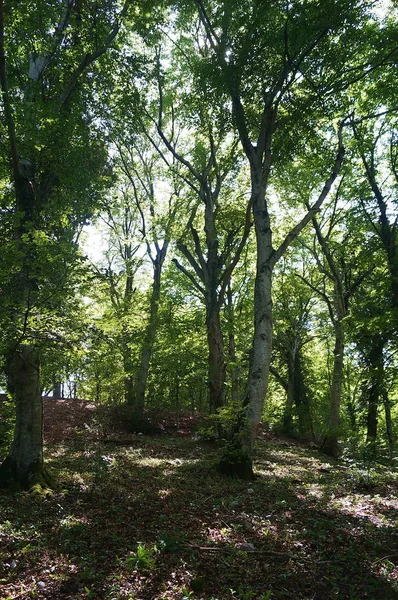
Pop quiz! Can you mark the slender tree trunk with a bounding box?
[366,384,379,456]
[322,319,344,457]
[206,301,226,414]
[294,352,314,440]
[365,339,384,456]
[53,381,62,399]
[133,247,167,423]
[123,341,135,406]
[226,284,239,404]
[383,389,395,461]
[282,350,295,433]
[243,176,273,443]
[0,14,53,488]
[345,365,358,434]
[175,375,180,430]
[219,167,273,479]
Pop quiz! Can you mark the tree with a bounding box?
[141,45,252,416]
[271,263,315,440]
[303,196,371,456]
[189,0,382,476]
[113,134,178,422]
[0,0,152,489]
[351,114,398,318]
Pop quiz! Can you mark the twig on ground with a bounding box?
[187,544,346,564]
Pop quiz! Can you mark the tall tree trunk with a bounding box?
[383,389,395,461]
[366,385,378,456]
[294,352,314,440]
[53,381,62,399]
[241,174,273,456]
[133,247,167,423]
[219,166,273,479]
[122,340,135,406]
[175,374,180,430]
[282,349,295,433]
[0,8,51,489]
[0,345,53,489]
[322,319,344,457]
[206,301,226,414]
[365,338,384,456]
[226,284,239,404]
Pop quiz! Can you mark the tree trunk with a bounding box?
[383,389,395,461]
[294,352,314,440]
[366,384,379,456]
[365,338,384,456]
[206,301,226,414]
[219,169,273,480]
[282,350,295,434]
[175,375,180,430]
[0,345,53,490]
[53,381,62,399]
[133,247,167,424]
[243,178,273,444]
[322,319,344,457]
[226,284,239,404]
[123,348,135,406]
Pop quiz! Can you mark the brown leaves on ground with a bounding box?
[1,399,397,599]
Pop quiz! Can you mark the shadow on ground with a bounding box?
[0,431,397,599]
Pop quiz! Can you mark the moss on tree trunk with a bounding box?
[0,345,55,492]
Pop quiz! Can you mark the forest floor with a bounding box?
[0,399,397,600]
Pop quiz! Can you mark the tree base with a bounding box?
[217,450,256,480]
[0,456,56,493]
[320,436,339,458]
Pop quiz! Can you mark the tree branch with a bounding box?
[172,258,206,298]
[271,123,345,268]
[0,0,20,179]
[59,0,130,108]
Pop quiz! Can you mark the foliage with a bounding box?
[125,542,157,572]
[0,394,15,456]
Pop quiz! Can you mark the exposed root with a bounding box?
[0,456,56,494]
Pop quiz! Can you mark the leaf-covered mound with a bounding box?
[0,400,397,599]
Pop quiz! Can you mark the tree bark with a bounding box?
[282,348,295,433]
[383,389,395,461]
[226,284,239,404]
[322,319,344,457]
[206,301,226,414]
[53,381,62,399]
[0,346,53,490]
[219,164,273,480]
[365,338,384,456]
[133,247,167,423]
[294,352,314,440]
